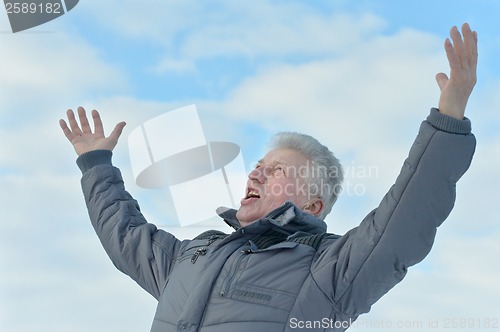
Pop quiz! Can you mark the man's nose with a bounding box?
[248,167,266,183]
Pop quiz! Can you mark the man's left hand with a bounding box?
[435,23,478,120]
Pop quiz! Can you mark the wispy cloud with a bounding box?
[0,33,127,119]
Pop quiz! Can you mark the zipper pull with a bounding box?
[206,237,217,246]
[191,248,207,264]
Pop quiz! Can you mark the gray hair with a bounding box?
[266,132,343,220]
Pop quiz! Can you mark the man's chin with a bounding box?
[236,207,260,227]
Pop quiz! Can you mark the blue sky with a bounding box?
[1,1,499,331]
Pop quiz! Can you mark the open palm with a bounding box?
[435,23,478,120]
[59,107,126,156]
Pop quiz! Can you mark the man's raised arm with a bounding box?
[60,108,181,300]
[311,23,478,318]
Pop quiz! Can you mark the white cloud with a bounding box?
[220,28,443,144]
[75,0,201,43]
[0,30,127,117]
[362,233,500,328]
[79,1,387,73]
[179,11,385,59]
[80,1,384,47]
[446,137,500,233]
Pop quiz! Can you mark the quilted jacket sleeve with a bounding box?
[77,150,181,300]
[312,108,476,317]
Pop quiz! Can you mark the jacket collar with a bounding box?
[216,201,327,236]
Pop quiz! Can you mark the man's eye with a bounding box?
[275,165,284,173]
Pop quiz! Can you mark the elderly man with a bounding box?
[60,23,477,332]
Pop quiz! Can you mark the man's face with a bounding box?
[236,148,313,227]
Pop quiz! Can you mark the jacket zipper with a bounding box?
[220,249,252,296]
[190,236,219,264]
[191,248,207,263]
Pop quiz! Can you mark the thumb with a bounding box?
[435,72,449,91]
[109,121,126,143]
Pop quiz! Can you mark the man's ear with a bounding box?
[302,198,324,217]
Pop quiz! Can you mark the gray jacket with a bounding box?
[77,109,475,332]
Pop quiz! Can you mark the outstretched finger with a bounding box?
[450,25,466,68]
[78,106,92,134]
[59,118,75,141]
[92,110,104,135]
[462,23,478,68]
[444,37,459,71]
[473,31,478,66]
[66,109,82,135]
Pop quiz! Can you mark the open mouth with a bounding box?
[241,189,260,204]
[246,190,260,199]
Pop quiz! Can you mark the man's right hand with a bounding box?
[60,107,126,156]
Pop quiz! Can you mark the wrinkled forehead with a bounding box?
[259,148,310,167]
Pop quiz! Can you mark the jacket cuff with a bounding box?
[427,108,472,134]
[76,149,113,174]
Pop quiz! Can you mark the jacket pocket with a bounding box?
[222,243,301,312]
[231,282,296,311]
